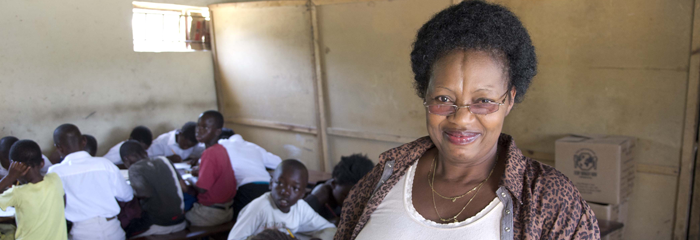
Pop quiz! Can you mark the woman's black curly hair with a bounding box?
[410,0,537,103]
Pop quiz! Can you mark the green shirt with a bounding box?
[0,173,67,240]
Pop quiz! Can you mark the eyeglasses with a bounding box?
[423,91,509,116]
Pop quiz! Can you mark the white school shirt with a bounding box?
[355,160,502,240]
[218,134,282,187]
[102,141,125,165]
[227,192,335,240]
[47,151,134,222]
[146,130,204,160]
[0,155,53,177]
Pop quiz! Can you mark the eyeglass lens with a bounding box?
[427,103,500,116]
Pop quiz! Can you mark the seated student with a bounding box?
[0,136,52,176]
[227,159,336,240]
[103,126,153,165]
[49,134,97,164]
[218,129,282,218]
[48,124,133,240]
[304,154,374,223]
[0,140,67,240]
[219,128,235,140]
[187,127,232,168]
[146,122,203,163]
[185,110,237,227]
[120,140,187,238]
[84,134,98,156]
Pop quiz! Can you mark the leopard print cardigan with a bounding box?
[334,134,600,240]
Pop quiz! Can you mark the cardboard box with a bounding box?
[555,135,636,204]
[588,201,629,240]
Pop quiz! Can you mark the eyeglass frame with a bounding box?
[422,90,511,116]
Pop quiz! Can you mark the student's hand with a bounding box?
[6,162,30,180]
[167,155,183,163]
[191,166,199,177]
[190,158,199,167]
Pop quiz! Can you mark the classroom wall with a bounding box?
[0,0,219,155]
[209,0,698,239]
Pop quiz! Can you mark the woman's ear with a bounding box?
[505,87,517,116]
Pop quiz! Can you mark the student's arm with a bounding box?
[0,162,29,193]
[109,164,134,202]
[194,147,224,195]
[0,162,26,210]
[167,160,192,194]
[227,204,262,240]
[253,144,282,169]
[128,166,152,199]
[298,202,336,240]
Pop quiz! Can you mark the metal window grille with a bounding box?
[132,6,210,52]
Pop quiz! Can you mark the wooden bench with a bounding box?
[131,221,235,240]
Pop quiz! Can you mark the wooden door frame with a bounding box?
[674,1,700,239]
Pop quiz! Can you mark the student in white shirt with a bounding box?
[146,122,204,163]
[218,131,282,217]
[228,159,336,240]
[47,134,97,164]
[48,124,134,240]
[103,126,153,165]
[0,136,52,176]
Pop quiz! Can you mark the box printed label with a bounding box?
[574,148,598,178]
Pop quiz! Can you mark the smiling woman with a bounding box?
[335,1,600,240]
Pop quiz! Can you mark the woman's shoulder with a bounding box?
[521,158,589,211]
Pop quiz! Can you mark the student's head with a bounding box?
[0,137,19,170]
[176,122,198,150]
[196,110,224,144]
[83,134,98,156]
[9,140,45,180]
[129,126,153,149]
[330,154,375,205]
[270,159,309,213]
[53,124,87,158]
[218,128,235,140]
[249,229,295,240]
[119,140,148,169]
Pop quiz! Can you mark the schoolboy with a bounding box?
[218,128,282,218]
[103,126,153,165]
[0,136,52,176]
[185,110,237,227]
[120,140,187,238]
[48,134,97,164]
[147,121,204,163]
[48,124,133,240]
[0,140,67,240]
[304,154,374,222]
[227,159,336,240]
[84,134,98,156]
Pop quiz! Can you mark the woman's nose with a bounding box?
[450,106,477,124]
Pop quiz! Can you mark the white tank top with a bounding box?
[355,160,503,240]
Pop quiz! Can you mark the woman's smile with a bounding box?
[443,130,481,145]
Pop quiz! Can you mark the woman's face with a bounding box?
[425,50,515,164]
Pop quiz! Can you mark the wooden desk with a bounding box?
[598,219,624,237]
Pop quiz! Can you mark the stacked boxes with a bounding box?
[588,202,629,240]
[555,135,636,239]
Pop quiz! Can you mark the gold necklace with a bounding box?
[429,154,496,223]
[428,155,489,202]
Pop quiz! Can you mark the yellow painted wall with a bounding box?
[0,0,219,155]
